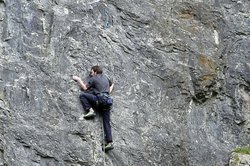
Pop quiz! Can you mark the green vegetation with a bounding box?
[233,147,250,155]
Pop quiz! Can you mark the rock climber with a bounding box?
[72,65,114,152]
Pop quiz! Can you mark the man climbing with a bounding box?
[72,65,114,152]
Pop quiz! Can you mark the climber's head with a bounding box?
[90,65,102,76]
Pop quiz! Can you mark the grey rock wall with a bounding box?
[230,152,250,166]
[0,0,249,165]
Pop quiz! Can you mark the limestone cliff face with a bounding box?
[0,0,249,165]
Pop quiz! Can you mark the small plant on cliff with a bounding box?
[233,147,250,155]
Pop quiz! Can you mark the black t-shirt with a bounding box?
[87,74,112,95]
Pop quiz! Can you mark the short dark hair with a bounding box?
[91,65,103,74]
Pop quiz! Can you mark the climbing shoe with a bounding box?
[102,142,114,152]
[79,114,85,120]
[83,109,96,119]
